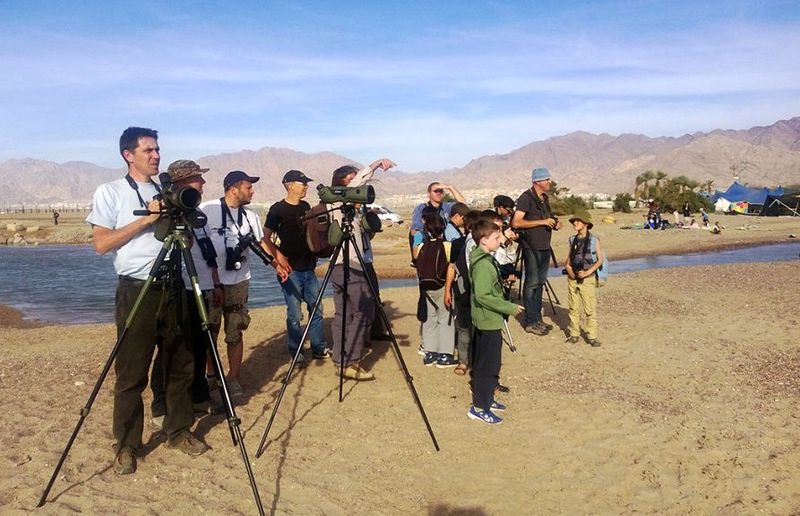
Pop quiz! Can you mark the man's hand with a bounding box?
[544,217,558,229]
[274,253,292,274]
[275,263,290,283]
[144,198,163,225]
[370,158,396,171]
[554,219,563,231]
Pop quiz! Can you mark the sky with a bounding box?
[1,0,799,172]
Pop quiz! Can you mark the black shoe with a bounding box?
[496,383,511,393]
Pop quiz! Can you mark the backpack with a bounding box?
[416,238,448,291]
[303,202,335,258]
[568,233,609,287]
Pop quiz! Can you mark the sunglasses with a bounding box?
[431,188,445,194]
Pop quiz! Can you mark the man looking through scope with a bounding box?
[85,127,208,475]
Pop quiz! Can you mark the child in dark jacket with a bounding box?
[467,220,524,425]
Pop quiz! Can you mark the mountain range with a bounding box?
[2,117,799,206]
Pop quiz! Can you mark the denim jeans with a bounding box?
[522,247,551,326]
[280,269,327,354]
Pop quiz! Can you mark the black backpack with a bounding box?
[416,238,448,291]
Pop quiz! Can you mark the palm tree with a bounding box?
[653,170,668,195]
[703,179,715,194]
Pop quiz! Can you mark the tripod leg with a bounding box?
[178,234,264,516]
[337,236,351,403]
[38,234,175,507]
[255,242,343,457]
[351,238,440,451]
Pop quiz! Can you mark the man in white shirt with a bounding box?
[86,127,208,476]
[199,171,264,398]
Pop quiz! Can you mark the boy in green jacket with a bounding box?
[468,220,524,424]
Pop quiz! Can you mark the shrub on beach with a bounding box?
[613,193,633,213]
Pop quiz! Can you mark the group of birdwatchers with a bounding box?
[86,127,606,474]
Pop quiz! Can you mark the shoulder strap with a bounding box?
[125,174,162,208]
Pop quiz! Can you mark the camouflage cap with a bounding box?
[167,159,209,182]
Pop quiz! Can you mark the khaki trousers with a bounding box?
[567,277,598,340]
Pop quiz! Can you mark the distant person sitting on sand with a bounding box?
[700,208,709,226]
[682,202,691,218]
[712,221,723,234]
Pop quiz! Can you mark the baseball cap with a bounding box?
[223,170,260,190]
[282,169,314,184]
[167,159,208,182]
[531,167,551,182]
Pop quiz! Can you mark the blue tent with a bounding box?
[713,181,785,204]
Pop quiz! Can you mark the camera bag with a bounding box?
[303,202,335,258]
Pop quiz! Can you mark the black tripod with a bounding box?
[255,203,439,457]
[37,214,265,516]
[514,240,560,315]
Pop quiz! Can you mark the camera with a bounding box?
[157,172,202,213]
[317,183,375,204]
[226,233,257,271]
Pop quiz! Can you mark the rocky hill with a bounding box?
[2,117,799,205]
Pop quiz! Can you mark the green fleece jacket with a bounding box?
[469,246,519,330]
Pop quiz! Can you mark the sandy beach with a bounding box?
[2,248,799,513]
[1,208,798,513]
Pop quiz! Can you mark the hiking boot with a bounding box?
[193,401,210,415]
[565,336,580,344]
[312,348,331,360]
[496,383,511,394]
[168,431,209,456]
[490,401,507,412]
[588,338,601,348]
[226,379,244,398]
[467,406,503,425]
[206,374,222,390]
[423,352,439,366]
[150,415,165,432]
[436,354,458,368]
[334,364,375,381]
[113,446,137,475]
[524,324,549,336]
[538,321,554,331]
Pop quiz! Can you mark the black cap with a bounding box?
[282,169,314,184]
[223,170,260,190]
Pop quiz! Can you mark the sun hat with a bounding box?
[568,210,593,229]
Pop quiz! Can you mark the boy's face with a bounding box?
[481,230,502,252]
[572,219,586,232]
[452,213,464,227]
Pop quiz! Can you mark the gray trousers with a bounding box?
[421,288,455,355]
[331,266,374,366]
